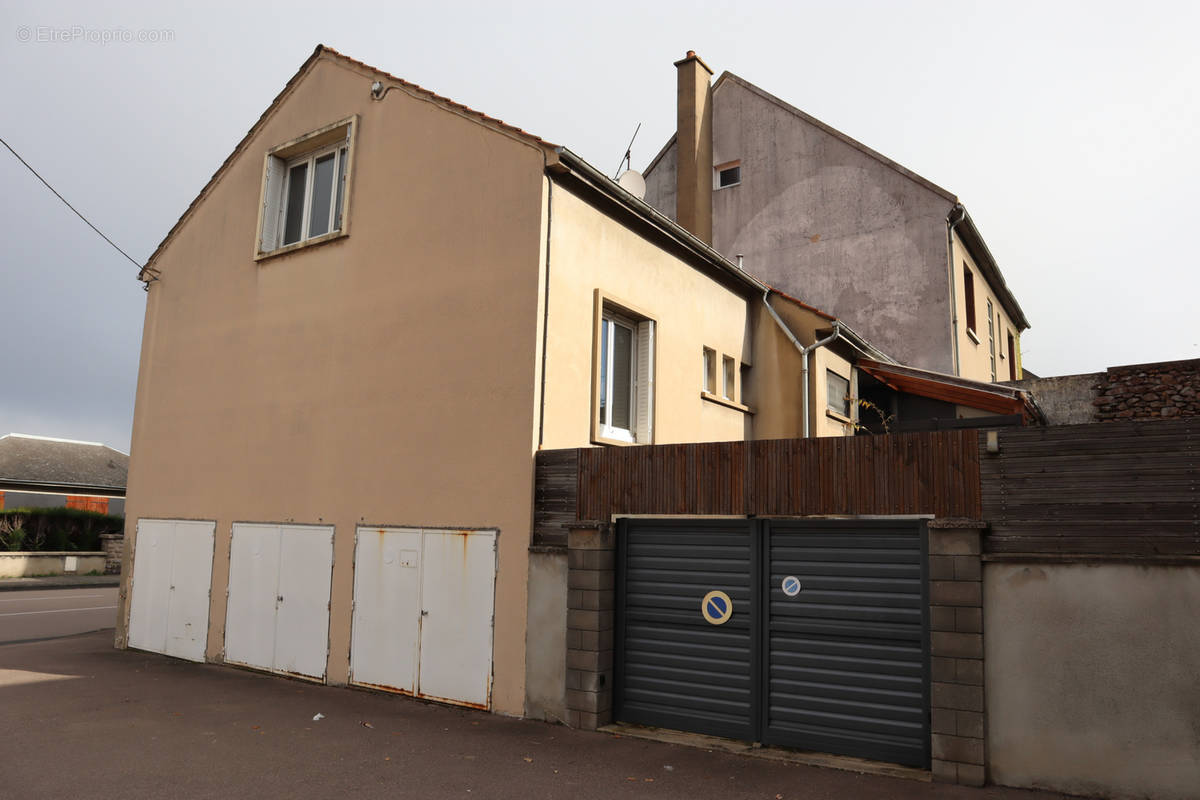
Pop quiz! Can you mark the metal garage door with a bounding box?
[225,523,334,680]
[615,518,928,767]
[615,519,756,740]
[128,519,215,663]
[350,527,497,709]
[765,519,928,767]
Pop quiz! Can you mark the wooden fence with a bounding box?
[981,418,1200,555]
[534,430,982,547]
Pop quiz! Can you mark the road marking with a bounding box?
[0,594,109,603]
[0,606,118,617]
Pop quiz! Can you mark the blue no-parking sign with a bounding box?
[700,590,733,625]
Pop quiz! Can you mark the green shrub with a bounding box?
[0,508,123,552]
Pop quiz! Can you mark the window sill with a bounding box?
[965,328,980,345]
[826,409,854,425]
[701,391,754,414]
[255,229,348,263]
[590,433,642,447]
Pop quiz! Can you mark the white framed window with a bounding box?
[722,355,736,401]
[256,117,356,258]
[714,160,742,189]
[702,347,717,394]
[594,299,655,445]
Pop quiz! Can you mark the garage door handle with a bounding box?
[277,595,284,603]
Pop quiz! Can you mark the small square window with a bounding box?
[826,370,851,417]
[716,164,741,188]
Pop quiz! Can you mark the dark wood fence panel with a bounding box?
[534,431,980,542]
[533,448,578,548]
[981,419,1200,555]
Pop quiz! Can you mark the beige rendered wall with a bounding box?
[985,561,1200,799]
[539,181,753,449]
[952,232,1021,383]
[118,54,548,714]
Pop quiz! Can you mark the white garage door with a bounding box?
[350,528,496,708]
[225,523,333,680]
[128,519,215,663]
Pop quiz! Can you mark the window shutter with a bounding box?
[635,320,655,443]
[259,156,284,253]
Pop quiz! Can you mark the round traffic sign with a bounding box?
[781,576,802,597]
[701,590,734,625]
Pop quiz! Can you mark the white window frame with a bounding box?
[255,116,357,260]
[592,292,655,446]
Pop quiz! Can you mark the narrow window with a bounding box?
[826,370,851,417]
[1007,332,1017,380]
[722,355,736,401]
[963,264,977,334]
[598,306,655,443]
[987,299,996,381]
[703,347,716,394]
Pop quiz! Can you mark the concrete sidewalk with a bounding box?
[0,631,1088,800]
[0,574,120,591]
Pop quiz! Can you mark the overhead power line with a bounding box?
[0,134,146,273]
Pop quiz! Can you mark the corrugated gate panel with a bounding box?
[765,519,928,767]
[616,520,756,740]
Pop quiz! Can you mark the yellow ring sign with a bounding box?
[701,590,733,625]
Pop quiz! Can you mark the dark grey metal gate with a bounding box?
[614,517,929,768]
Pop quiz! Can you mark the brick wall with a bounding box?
[1093,358,1200,421]
[927,519,987,786]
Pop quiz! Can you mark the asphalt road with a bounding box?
[0,630,1087,800]
[0,587,118,643]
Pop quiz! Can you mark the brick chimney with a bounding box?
[675,50,713,244]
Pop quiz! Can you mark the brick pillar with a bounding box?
[564,522,615,730]
[927,519,987,786]
[99,533,124,575]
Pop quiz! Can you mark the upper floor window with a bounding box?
[722,355,736,401]
[702,347,717,394]
[987,299,996,381]
[714,160,741,189]
[963,264,977,335]
[256,117,356,258]
[595,300,655,445]
[826,370,851,417]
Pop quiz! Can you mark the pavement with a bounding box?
[0,573,121,591]
[0,629,1089,800]
[0,586,119,643]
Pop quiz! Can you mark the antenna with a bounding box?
[613,122,642,178]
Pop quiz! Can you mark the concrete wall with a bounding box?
[644,77,957,374]
[1,492,68,509]
[0,553,106,577]
[985,561,1200,799]
[951,231,1022,383]
[1007,372,1101,425]
[119,52,548,715]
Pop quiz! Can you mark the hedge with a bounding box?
[0,508,123,552]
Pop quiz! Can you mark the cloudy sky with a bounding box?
[2,0,1197,451]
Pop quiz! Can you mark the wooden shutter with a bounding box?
[635,320,655,443]
[259,156,285,253]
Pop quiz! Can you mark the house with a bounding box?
[0,433,127,515]
[116,45,938,716]
[642,53,1031,384]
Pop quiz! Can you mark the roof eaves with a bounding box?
[956,207,1030,330]
[712,72,958,204]
[556,148,766,295]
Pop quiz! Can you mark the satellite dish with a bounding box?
[617,169,646,200]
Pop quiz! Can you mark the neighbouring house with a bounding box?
[0,433,128,515]
[642,53,1030,384]
[122,44,1033,716]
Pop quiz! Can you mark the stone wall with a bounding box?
[99,533,123,575]
[1093,358,1200,421]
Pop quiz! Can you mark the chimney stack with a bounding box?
[674,50,713,245]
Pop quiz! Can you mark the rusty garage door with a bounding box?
[615,518,929,768]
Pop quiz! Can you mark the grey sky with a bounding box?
[3,0,1197,451]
